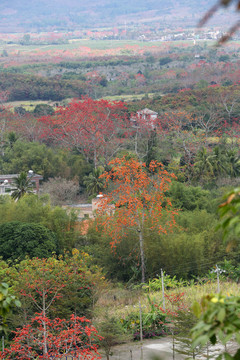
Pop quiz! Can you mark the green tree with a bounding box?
[193,147,215,180]
[83,167,105,197]
[168,182,212,211]
[7,252,104,327]
[0,195,77,252]
[0,221,58,261]
[218,187,240,239]
[33,104,54,116]
[159,57,172,66]
[95,312,127,360]
[225,149,240,178]
[211,146,227,177]
[0,283,21,332]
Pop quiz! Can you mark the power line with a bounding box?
[146,251,240,278]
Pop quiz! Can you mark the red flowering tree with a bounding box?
[97,157,178,283]
[0,314,101,359]
[38,97,129,168]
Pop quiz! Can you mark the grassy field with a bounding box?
[95,280,240,320]
[0,39,216,54]
[5,100,58,111]
[102,92,161,101]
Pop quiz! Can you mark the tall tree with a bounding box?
[39,97,129,168]
[96,157,178,283]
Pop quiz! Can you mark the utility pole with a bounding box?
[139,299,143,343]
[217,265,220,293]
[161,269,166,311]
[211,265,225,293]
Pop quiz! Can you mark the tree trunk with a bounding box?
[94,147,97,169]
[138,229,145,283]
[134,127,139,157]
[42,292,48,356]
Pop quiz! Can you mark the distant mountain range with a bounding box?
[0,0,233,33]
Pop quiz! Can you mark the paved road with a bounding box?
[99,336,236,360]
[100,337,184,360]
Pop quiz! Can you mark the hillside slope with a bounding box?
[0,0,217,32]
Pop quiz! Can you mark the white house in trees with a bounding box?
[131,108,158,129]
[136,108,158,121]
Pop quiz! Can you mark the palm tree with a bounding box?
[211,146,227,177]
[11,172,34,201]
[83,168,105,197]
[193,147,215,180]
[226,149,240,178]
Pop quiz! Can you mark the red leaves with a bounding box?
[38,96,129,168]
[97,157,178,247]
[0,314,101,360]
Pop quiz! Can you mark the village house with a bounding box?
[131,108,158,128]
[63,194,114,220]
[0,171,43,195]
[137,108,158,121]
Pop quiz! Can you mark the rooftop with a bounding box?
[137,108,158,115]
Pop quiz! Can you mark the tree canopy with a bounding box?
[0,221,58,261]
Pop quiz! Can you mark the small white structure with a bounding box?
[136,108,158,121]
[131,108,158,129]
[63,194,114,220]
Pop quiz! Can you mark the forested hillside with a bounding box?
[0,0,216,31]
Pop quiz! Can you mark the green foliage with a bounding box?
[0,195,77,252]
[120,297,167,339]
[95,312,127,360]
[218,187,240,240]
[87,208,227,282]
[219,259,240,283]
[0,221,58,261]
[83,167,105,197]
[174,309,201,358]
[159,57,172,66]
[1,141,72,180]
[169,182,212,211]
[3,251,104,332]
[33,103,54,116]
[0,283,21,332]
[193,146,240,184]
[196,79,208,89]
[0,73,87,101]
[219,55,230,62]
[192,294,240,359]
[144,274,188,292]
[146,210,226,279]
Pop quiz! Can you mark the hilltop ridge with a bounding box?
[0,0,219,32]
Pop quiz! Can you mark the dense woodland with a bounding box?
[1,26,240,358]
